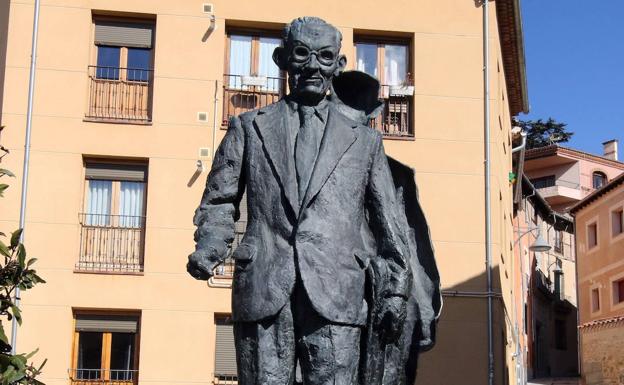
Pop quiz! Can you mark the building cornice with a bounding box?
[570,171,624,215]
[496,0,529,115]
[526,144,624,169]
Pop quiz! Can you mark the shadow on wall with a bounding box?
[0,1,9,123]
[415,266,509,385]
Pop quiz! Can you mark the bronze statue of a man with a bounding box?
[188,16,441,385]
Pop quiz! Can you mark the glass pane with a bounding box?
[77,332,103,379]
[118,181,145,227]
[257,37,281,91]
[384,44,408,86]
[228,35,252,89]
[96,46,120,80]
[356,43,378,78]
[86,180,112,226]
[110,333,136,381]
[127,48,151,82]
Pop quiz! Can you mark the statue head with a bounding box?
[273,17,347,105]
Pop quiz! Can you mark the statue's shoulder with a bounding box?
[238,100,284,125]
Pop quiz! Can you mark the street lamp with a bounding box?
[514,226,552,252]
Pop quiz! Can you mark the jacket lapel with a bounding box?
[301,104,358,211]
[253,100,299,216]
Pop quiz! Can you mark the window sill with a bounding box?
[74,269,144,276]
[83,118,153,126]
[382,134,415,141]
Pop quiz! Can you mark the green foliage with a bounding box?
[517,118,574,150]
[0,159,46,384]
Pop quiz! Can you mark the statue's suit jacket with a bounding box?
[193,98,412,326]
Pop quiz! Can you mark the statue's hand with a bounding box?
[375,296,407,344]
[187,248,220,280]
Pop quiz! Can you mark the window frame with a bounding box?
[224,28,285,87]
[71,310,141,384]
[609,271,624,311]
[590,285,601,316]
[586,217,599,253]
[609,202,624,242]
[353,35,412,87]
[592,171,608,190]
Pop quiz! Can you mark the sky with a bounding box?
[520,0,624,156]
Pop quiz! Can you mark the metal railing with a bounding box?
[214,374,238,385]
[222,74,285,125]
[77,213,145,273]
[69,369,138,385]
[369,85,413,138]
[86,65,153,123]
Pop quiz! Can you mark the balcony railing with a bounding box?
[85,65,153,123]
[222,74,285,126]
[69,369,138,385]
[214,374,238,385]
[77,213,146,273]
[369,85,413,138]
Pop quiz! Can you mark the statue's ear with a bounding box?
[273,46,288,71]
[334,54,347,76]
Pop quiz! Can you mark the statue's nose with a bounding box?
[305,54,321,71]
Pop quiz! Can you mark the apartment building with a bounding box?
[570,173,624,385]
[0,1,527,384]
[513,176,578,380]
[524,141,624,213]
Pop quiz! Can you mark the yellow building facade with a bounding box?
[0,1,527,384]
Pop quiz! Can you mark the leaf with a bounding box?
[26,258,37,268]
[0,169,14,178]
[23,349,38,360]
[0,241,9,258]
[0,324,7,345]
[16,245,26,268]
[10,306,21,325]
[10,230,22,249]
[0,184,8,197]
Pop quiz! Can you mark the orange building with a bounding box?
[0,1,527,384]
[571,173,624,385]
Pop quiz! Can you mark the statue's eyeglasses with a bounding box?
[291,45,337,65]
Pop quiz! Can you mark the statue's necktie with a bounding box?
[296,105,321,202]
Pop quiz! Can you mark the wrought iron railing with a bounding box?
[369,84,413,138]
[77,213,145,273]
[222,74,285,125]
[69,369,138,385]
[213,374,238,385]
[85,65,153,123]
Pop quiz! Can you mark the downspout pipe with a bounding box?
[212,79,219,157]
[483,1,495,385]
[11,0,41,354]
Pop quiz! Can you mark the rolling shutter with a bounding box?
[75,314,139,333]
[215,317,237,376]
[85,163,147,182]
[95,21,154,48]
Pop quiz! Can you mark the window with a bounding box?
[223,30,285,124]
[587,222,598,249]
[592,171,608,189]
[87,19,155,123]
[355,38,412,137]
[591,288,600,312]
[70,312,140,384]
[531,175,556,189]
[613,279,624,304]
[554,319,567,350]
[214,316,237,384]
[78,161,148,273]
[554,230,564,254]
[611,207,623,237]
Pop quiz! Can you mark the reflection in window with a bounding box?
[127,48,151,82]
[96,46,121,80]
[384,44,407,85]
[356,43,378,78]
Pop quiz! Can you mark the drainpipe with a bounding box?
[482,1,495,384]
[11,0,41,354]
[212,79,219,157]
